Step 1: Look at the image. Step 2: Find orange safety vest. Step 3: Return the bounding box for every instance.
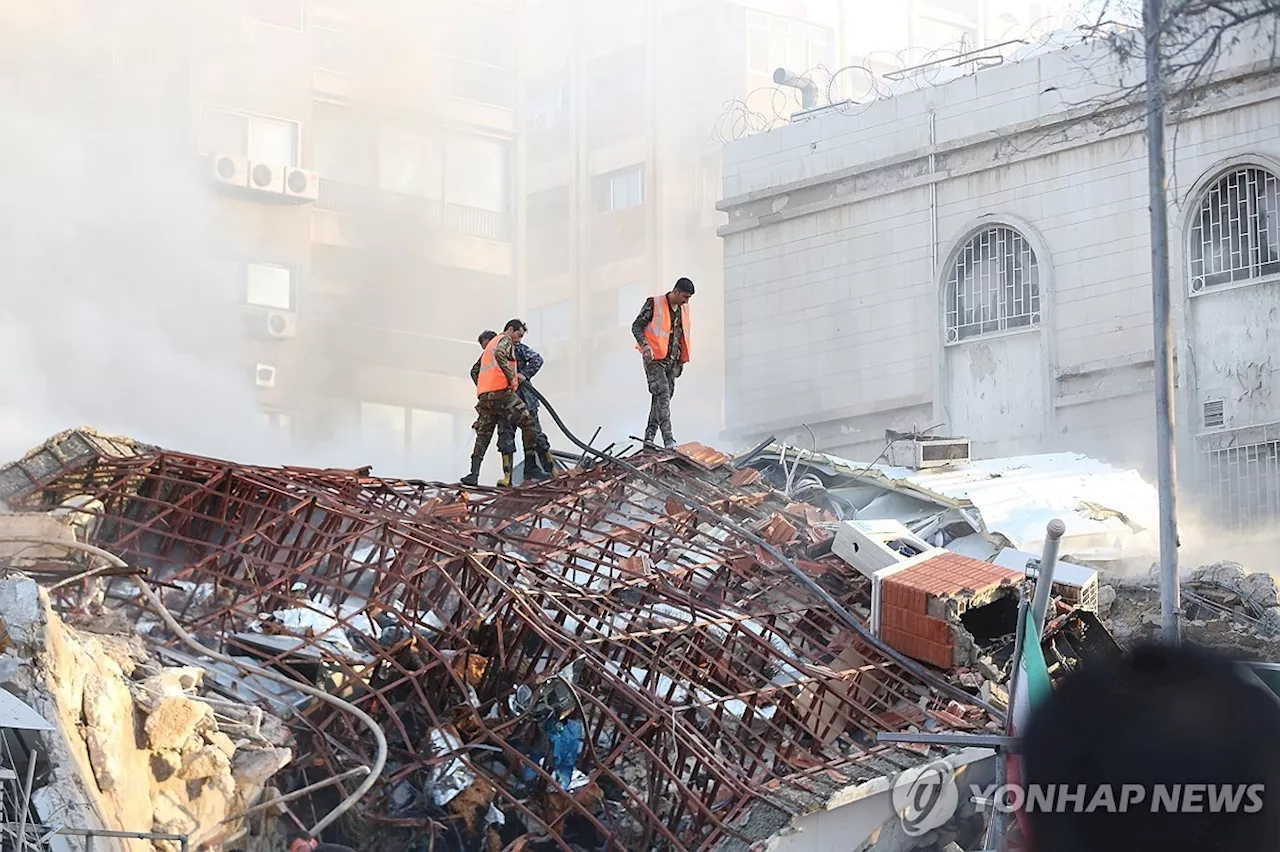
[476,335,519,395]
[638,294,691,364]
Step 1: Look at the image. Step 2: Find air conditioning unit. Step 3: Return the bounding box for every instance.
[265,311,297,339]
[211,153,249,188]
[885,437,971,470]
[255,364,277,389]
[992,548,1100,613]
[283,167,319,202]
[247,162,284,194]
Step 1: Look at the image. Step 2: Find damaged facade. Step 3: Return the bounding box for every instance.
[0,428,1087,852]
[717,21,1280,535]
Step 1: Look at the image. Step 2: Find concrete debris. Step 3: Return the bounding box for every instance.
[0,428,1132,852]
[0,565,292,852]
[1101,562,1280,657]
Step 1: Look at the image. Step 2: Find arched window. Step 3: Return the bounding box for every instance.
[944,225,1041,343]
[1188,165,1280,293]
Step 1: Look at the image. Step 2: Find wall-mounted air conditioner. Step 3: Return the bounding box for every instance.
[255,364,277,389]
[885,437,972,470]
[247,162,285,194]
[211,153,249,188]
[283,167,319,202]
[265,311,297,339]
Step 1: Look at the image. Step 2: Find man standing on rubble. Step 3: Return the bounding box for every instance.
[470,329,555,485]
[631,277,694,448]
[461,319,551,488]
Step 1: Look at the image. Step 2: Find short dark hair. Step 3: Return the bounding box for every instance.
[674,277,695,295]
[478,330,497,345]
[1022,642,1280,852]
[504,318,527,333]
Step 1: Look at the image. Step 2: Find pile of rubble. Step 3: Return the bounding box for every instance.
[0,429,1133,852]
[1100,562,1280,658]
[0,574,292,851]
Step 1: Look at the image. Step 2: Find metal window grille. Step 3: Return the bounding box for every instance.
[1204,441,1280,533]
[1188,166,1280,293]
[944,226,1041,342]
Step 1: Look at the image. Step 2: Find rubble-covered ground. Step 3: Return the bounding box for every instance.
[1100,561,1280,658]
[0,575,293,852]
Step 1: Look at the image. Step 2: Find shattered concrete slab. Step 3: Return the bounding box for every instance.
[0,571,292,852]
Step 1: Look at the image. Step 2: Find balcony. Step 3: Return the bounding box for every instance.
[316,179,513,243]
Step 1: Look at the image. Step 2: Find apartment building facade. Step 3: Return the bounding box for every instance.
[1,0,523,474]
[519,0,835,440]
[717,27,1280,533]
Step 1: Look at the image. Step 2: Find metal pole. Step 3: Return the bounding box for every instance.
[1144,0,1181,645]
[1029,519,1065,637]
[16,749,37,852]
[987,590,1030,852]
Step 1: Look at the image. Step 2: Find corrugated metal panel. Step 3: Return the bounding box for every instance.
[751,447,1160,558]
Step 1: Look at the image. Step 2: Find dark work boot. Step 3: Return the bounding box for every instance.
[662,433,677,450]
[459,456,482,488]
[523,454,550,482]
[541,448,556,476]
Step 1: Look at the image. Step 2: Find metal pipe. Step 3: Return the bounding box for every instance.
[1144,0,1181,644]
[220,767,371,824]
[772,68,818,110]
[0,536,386,839]
[1029,518,1065,637]
[17,749,37,852]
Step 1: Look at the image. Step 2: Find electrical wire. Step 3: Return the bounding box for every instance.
[521,386,1006,721]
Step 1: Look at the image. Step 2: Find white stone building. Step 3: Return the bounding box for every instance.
[717,24,1280,533]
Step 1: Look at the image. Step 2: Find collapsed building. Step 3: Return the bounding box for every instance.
[0,429,1133,852]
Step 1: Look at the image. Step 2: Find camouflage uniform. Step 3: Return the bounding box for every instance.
[470,342,552,464]
[469,335,542,462]
[631,295,685,446]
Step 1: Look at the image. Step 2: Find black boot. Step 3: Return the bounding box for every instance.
[523,453,550,482]
[459,455,482,487]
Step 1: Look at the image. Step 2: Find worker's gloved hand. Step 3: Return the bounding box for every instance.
[640,345,654,363]
[470,419,479,432]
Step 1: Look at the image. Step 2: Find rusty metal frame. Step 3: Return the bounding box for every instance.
[2,430,989,851]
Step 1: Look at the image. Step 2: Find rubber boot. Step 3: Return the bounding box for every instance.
[496,453,514,487]
[459,456,482,488]
[541,448,556,476]
[663,434,677,450]
[523,453,550,482]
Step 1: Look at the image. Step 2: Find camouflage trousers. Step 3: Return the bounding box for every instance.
[473,391,539,459]
[644,361,679,443]
[497,388,551,455]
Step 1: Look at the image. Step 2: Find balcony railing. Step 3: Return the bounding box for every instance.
[317,179,513,243]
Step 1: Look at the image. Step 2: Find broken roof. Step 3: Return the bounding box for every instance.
[0,429,997,851]
[745,446,1160,562]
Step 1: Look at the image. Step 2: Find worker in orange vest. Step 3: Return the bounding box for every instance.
[461,319,551,487]
[631,277,694,448]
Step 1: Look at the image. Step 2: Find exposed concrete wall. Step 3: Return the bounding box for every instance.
[717,25,1280,503]
[764,749,997,852]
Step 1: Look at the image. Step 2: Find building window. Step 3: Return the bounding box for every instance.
[585,47,646,101]
[527,301,573,346]
[944,226,1041,343]
[617,283,647,325]
[245,262,295,310]
[1188,165,1280,293]
[248,0,303,30]
[746,11,833,75]
[1204,441,1280,533]
[360,402,408,452]
[410,409,457,458]
[378,125,510,212]
[200,108,300,167]
[527,76,568,131]
[596,167,645,212]
[258,410,293,437]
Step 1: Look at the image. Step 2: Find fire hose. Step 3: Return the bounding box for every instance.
[522,383,1007,722]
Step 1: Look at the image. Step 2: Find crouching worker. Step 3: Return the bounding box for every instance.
[460,319,550,488]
